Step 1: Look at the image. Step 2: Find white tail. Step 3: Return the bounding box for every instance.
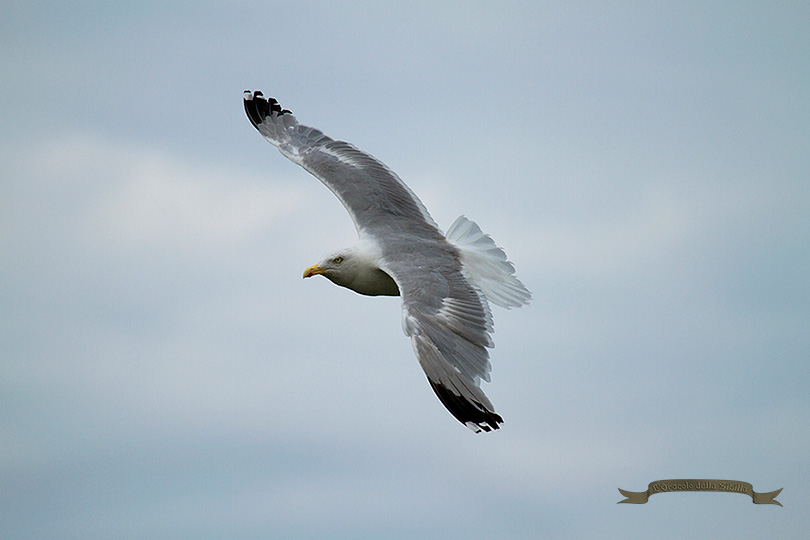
[445,216,531,309]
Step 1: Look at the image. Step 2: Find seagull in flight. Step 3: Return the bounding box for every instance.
[244,90,530,432]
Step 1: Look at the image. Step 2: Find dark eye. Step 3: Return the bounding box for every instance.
[333,256,343,264]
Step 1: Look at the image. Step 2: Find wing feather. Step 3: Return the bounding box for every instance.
[244,91,438,233]
[384,246,503,432]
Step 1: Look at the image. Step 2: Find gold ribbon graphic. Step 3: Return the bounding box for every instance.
[618,479,782,506]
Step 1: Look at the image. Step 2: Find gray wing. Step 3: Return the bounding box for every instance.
[381,241,504,432]
[244,90,438,235]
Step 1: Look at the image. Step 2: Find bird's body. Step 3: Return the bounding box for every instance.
[244,90,530,432]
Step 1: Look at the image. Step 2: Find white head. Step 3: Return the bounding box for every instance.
[303,247,359,287]
[303,245,399,297]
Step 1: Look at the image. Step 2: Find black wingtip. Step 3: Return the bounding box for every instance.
[243,90,293,129]
[429,380,503,433]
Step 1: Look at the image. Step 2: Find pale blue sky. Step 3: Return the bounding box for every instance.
[2,2,808,538]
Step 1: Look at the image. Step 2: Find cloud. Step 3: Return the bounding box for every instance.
[19,132,302,249]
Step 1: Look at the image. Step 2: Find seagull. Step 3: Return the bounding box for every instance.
[244,91,530,432]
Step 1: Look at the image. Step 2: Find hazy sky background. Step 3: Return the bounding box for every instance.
[2,2,808,538]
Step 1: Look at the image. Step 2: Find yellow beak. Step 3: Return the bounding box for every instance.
[303,264,325,278]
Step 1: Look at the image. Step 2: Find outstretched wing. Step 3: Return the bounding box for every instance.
[380,242,504,432]
[244,90,438,236]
